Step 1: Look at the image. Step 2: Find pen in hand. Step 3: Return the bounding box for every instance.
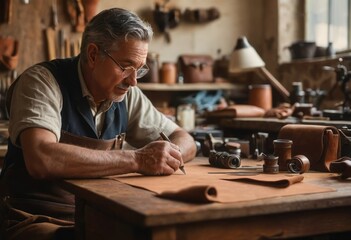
[159,132,186,175]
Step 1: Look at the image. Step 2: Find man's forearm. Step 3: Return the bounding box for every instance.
[169,128,197,163]
[28,141,139,179]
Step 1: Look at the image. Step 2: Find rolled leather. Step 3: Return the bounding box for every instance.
[330,157,351,179]
[205,104,266,118]
[158,185,218,203]
[278,124,339,172]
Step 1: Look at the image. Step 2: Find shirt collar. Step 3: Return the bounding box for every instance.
[78,59,113,112]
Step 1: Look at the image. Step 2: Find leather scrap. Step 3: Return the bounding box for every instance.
[224,174,304,188]
[330,157,351,180]
[264,103,293,119]
[206,104,266,118]
[158,185,217,203]
[109,160,334,204]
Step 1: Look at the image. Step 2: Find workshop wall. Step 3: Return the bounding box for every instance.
[0,0,265,75]
[3,0,326,105]
[3,1,343,115]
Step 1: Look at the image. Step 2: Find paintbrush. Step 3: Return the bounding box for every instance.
[159,132,186,175]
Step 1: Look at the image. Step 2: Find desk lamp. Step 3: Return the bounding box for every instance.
[229,36,290,101]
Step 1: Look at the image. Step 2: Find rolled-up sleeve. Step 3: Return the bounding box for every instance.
[8,65,63,146]
[125,87,178,148]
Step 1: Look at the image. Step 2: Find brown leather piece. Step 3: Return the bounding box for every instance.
[4,197,75,220]
[159,185,217,203]
[0,161,75,218]
[227,174,304,188]
[278,124,339,172]
[1,200,74,240]
[330,157,351,180]
[264,103,293,119]
[206,104,266,118]
[111,161,334,204]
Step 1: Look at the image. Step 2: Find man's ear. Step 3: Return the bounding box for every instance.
[87,43,99,67]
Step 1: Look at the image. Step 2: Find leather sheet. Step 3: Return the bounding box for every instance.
[108,159,335,204]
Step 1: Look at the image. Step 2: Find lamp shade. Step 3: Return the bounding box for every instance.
[229,36,265,73]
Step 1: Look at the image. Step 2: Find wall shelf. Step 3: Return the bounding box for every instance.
[137,82,247,109]
[138,82,244,91]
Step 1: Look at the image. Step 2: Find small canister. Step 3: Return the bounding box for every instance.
[263,154,279,174]
[160,62,177,84]
[248,84,272,111]
[273,139,293,171]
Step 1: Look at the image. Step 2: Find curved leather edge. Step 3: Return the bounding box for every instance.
[158,185,218,203]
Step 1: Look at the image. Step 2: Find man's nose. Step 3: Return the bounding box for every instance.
[125,72,137,86]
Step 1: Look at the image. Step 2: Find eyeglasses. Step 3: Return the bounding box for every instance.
[103,49,149,79]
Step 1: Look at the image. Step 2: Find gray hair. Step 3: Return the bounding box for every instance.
[80,8,153,62]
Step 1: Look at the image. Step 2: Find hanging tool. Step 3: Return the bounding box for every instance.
[0,0,12,24]
[45,0,59,60]
[45,28,56,60]
[51,0,58,30]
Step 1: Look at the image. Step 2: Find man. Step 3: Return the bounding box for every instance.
[0,7,197,239]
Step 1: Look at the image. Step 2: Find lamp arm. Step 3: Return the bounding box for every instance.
[257,67,290,101]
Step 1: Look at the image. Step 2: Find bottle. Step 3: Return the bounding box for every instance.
[176,104,195,131]
[326,42,335,57]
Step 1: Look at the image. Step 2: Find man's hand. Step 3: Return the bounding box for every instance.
[134,140,183,175]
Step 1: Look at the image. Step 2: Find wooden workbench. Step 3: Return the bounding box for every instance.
[60,157,351,240]
[219,117,351,133]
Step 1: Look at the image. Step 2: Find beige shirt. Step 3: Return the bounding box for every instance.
[8,63,178,148]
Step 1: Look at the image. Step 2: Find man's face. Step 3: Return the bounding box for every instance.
[89,39,149,103]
